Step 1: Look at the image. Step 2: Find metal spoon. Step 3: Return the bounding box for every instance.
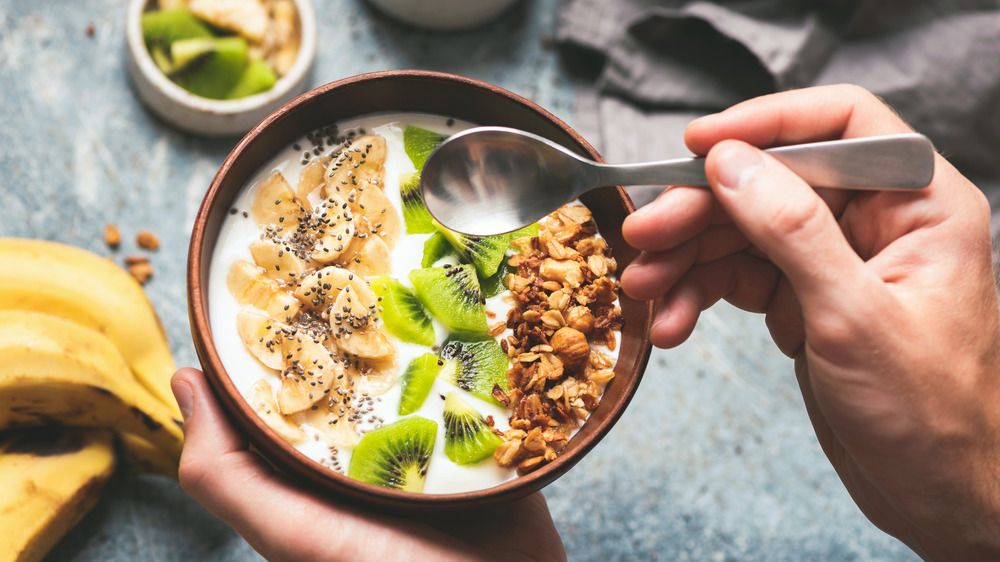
[419,126,935,236]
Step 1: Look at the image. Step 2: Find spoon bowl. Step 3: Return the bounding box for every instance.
[421,126,935,236]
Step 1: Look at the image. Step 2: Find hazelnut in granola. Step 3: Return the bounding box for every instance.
[494,204,623,473]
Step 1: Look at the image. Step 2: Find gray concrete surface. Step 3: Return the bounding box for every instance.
[0,0,914,559]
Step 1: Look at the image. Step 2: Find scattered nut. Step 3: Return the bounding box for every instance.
[103,224,122,249]
[127,260,154,285]
[136,230,160,251]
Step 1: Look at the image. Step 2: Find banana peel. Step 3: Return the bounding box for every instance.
[0,428,116,562]
[0,238,179,415]
[116,433,180,480]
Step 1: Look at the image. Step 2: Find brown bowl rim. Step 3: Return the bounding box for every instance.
[188,69,653,512]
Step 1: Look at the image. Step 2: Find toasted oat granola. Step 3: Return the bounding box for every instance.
[493,204,624,474]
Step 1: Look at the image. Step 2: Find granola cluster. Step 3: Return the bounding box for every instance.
[493,204,624,474]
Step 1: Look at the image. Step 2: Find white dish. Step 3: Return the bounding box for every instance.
[367,0,520,31]
[124,0,317,137]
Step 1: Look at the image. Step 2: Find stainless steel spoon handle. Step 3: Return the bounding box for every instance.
[593,133,935,190]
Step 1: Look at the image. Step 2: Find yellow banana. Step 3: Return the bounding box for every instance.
[0,310,183,460]
[0,238,178,414]
[0,428,116,562]
[117,433,179,480]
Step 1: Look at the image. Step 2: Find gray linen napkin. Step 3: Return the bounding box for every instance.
[557,0,1000,181]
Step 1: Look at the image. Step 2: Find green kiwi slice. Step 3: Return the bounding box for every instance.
[435,222,510,278]
[372,276,435,347]
[421,232,456,268]
[409,264,487,334]
[508,223,540,245]
[228,58,277,99]
[398,353,442,415]
[438,334,509,405]
[347,416,437,492]
[169,36,248,100]
[479,259,515,299]
[400,172,436,234]
[442,391,504,465]
[141,9,212,73]
[403,126,447,171]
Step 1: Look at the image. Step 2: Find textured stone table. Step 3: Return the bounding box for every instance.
[1,0,915,559]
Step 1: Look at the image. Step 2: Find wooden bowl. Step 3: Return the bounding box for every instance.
[187,70,653,512]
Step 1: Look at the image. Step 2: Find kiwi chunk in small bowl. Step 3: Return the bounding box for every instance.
[188,70,654,512]
[125,0,317,137]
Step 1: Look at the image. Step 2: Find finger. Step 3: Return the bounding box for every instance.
[685,84,913,155]
[171,368,256,458]
[621,224,751,301]
[704,140,881,317]
[763,276,806,357]
[648,253,782,349]
[622,185,719,253]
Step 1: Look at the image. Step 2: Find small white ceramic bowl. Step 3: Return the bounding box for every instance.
[366,0,520,31]
[125,0,317,137]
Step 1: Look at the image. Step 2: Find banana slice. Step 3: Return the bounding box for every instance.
[269,0,301,77]
[329,284,394,359]
[277,332,343,414]
[188,0,269,43]
[247,379,307,445]
[309,193,355,264]
[303,393,359,448]
[323,135,387,199]
[227,260,301,321]
[293,265,362,312]
[251,171,306,230]
[338,234,390,277]
[249,238,311,282]
[235,310,287,370]
[297,155,332,201]
[349,185,400,250]
[353,355,396,396]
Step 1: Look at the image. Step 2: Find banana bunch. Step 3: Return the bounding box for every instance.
[0,238,182,562]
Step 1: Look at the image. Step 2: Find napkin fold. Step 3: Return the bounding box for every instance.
[557,0,1000,180]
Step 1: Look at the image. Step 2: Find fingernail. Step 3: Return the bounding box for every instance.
[715,142,763,190]
[171,379,194,421]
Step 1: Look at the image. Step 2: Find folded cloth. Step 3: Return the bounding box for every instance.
[558,0,1000,179]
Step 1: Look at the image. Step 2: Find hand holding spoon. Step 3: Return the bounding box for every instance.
[419,126,935,236]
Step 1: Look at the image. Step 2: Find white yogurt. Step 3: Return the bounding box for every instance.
[208,113,619,494]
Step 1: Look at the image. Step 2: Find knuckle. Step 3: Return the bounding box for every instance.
[839,83,879,103]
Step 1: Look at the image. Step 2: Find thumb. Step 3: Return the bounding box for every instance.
[169,368,285,521]
[705,140,871,314]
